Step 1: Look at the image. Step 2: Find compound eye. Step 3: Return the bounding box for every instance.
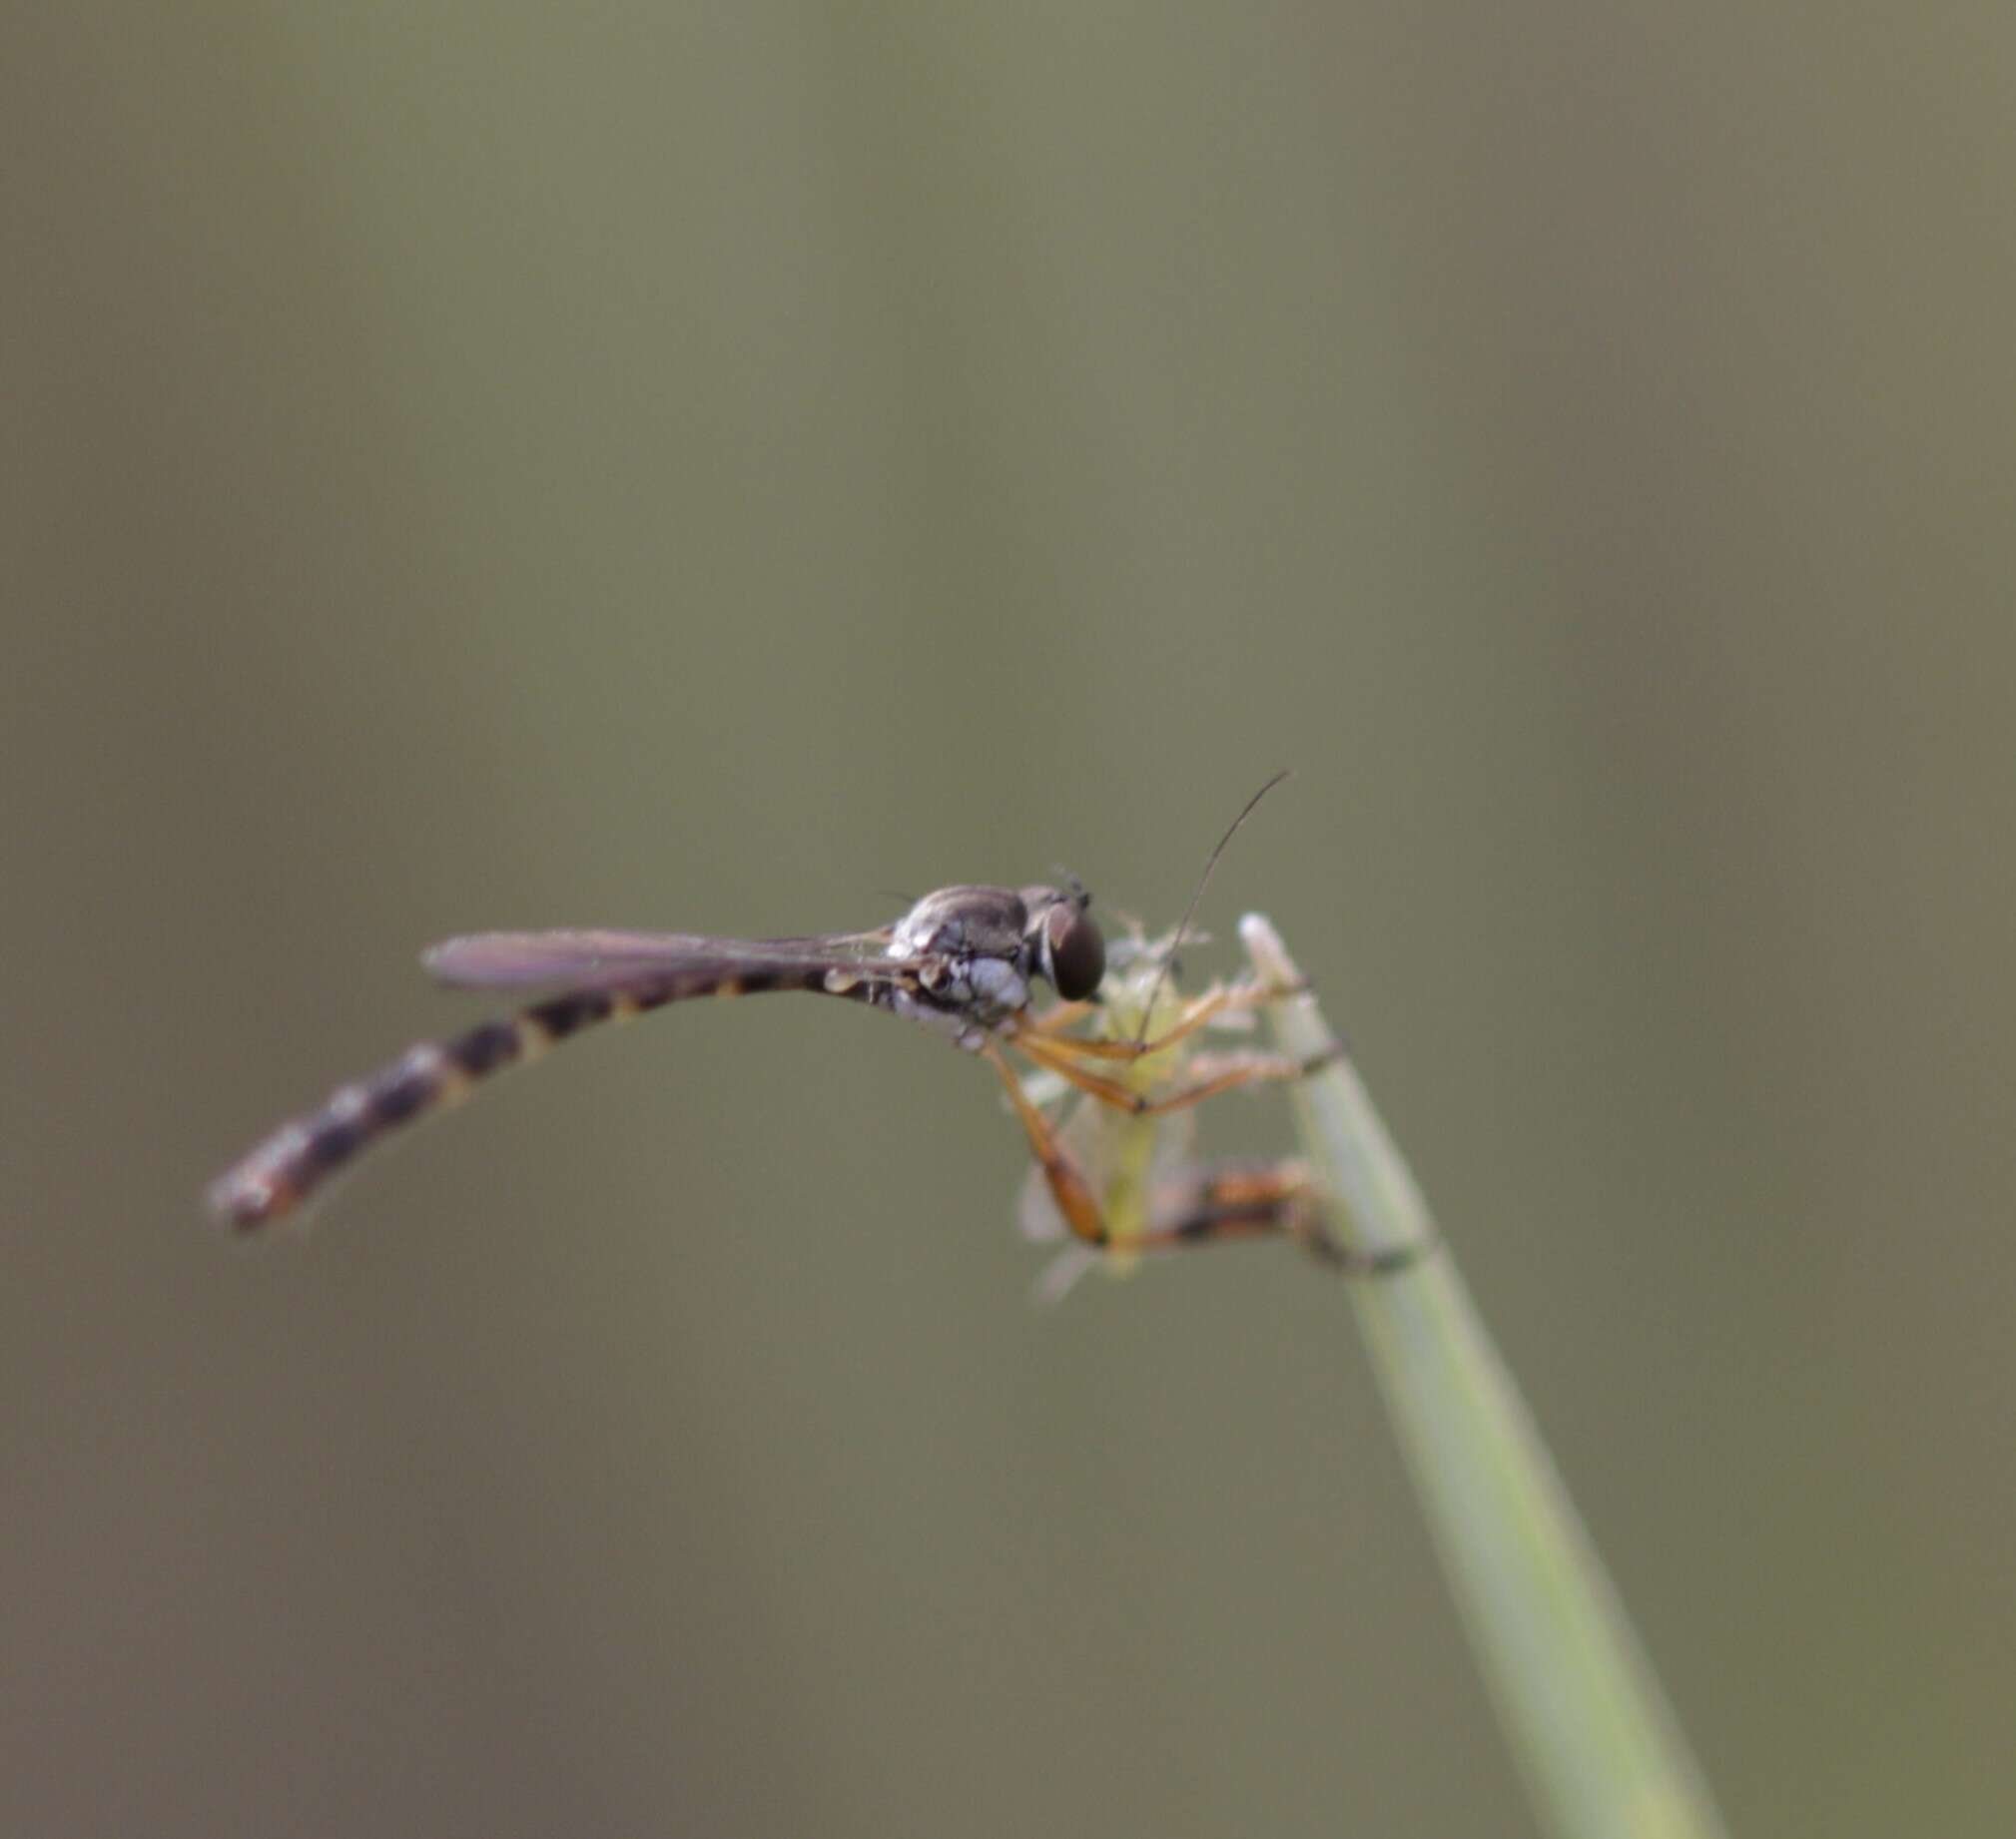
[1045,904,1106,1002]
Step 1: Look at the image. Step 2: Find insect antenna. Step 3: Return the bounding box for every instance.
[1132,768,1292,1047]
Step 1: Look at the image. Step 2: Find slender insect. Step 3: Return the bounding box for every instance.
[209,784,1372,1276]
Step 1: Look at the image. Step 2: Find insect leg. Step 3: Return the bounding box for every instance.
[1013,999,1099,1037]
[1027,976,1306,1062]
[980,1041,1120,1249]
[1009,1034,1342,1118]
[1142,1160,1424,1274]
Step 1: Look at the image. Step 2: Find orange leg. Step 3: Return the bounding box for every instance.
[1012,975,1302,1063]
[981,1041,1109,1247]
[1010,1032,1344,1118]
[983,1042,1420,1274]
[1015,999,1098,1038]
[1144,1161,1426,1274]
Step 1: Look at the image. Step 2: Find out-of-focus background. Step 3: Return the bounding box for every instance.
[6,6,2013,1835]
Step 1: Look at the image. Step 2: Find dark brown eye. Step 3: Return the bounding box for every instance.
[1045,905,1106,1001]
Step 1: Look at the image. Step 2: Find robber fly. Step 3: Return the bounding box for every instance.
[209,781,1358,1273]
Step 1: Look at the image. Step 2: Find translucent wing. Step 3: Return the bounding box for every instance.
[422,926,903,992]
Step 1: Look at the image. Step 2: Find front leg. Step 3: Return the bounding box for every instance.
[1011,1032,1344,1118]
[1014,999,1098,1039]
[981,1041,1111,1248]
[1015,975,1305,1064]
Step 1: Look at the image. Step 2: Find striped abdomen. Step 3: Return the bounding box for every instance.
[209,963,884,1232]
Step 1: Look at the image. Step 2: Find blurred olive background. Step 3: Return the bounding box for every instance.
[6,5,2013,1835]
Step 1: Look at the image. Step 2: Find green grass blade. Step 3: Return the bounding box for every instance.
[1241,915,1729,1839]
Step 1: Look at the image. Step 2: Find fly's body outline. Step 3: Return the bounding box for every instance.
[211,793,1403,1280]
[209,882,1104,1232]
